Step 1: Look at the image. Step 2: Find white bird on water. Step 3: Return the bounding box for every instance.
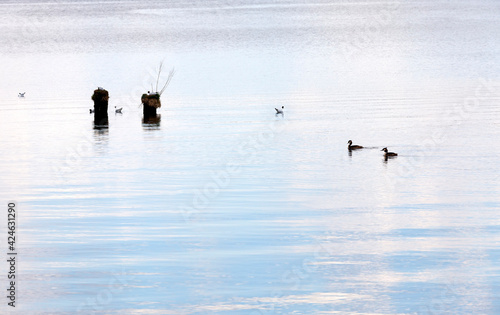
[275,106,284,115]
[18,92,25,97]
[115,106,123,114]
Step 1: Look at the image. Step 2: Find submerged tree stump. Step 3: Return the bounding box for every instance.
[141,93,161,118]
[92,88,109,126]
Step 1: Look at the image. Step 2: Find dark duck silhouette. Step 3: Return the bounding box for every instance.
[347,140,363,151]
[275,106,284,114]
[381,147,398,157]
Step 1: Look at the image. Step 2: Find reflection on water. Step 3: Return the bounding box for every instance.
[142,114,161,130]
[93,122,109,130]
[0,0,500,314]
[93,127,109,154]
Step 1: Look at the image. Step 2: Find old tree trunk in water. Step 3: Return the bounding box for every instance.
[142,93,161,118]
[92,89,109,126]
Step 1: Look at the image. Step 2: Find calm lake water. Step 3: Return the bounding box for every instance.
[1,0,500,314]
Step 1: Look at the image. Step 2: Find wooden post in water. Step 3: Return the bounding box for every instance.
[141,92,161,121]
[141,64,173,124]
[92,88,109,127]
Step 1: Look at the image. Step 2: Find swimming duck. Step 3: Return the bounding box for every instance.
[275,106,284,114]
[18,92,25,97]
[115,106,123,114]
[347,140,363,150]
[381,147,397,157]
[89,109,94,113]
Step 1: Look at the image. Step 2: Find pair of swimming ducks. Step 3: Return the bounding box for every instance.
[347,140,398,157]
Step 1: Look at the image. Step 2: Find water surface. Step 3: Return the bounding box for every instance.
[1,0,500,314]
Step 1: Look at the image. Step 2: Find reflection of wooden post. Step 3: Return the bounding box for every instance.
[92,88,109,126]
[142,114,161,126]
[141,93,161,118]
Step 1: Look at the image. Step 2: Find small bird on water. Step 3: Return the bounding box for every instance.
[347,140,363,150]
[18,92,25,97]
[381,147,398,157]
[89,109,94,113]
[275,106,284,114]
[115,106,123,114]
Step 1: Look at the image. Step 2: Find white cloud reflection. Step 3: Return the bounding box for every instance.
[191,292,377,314]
